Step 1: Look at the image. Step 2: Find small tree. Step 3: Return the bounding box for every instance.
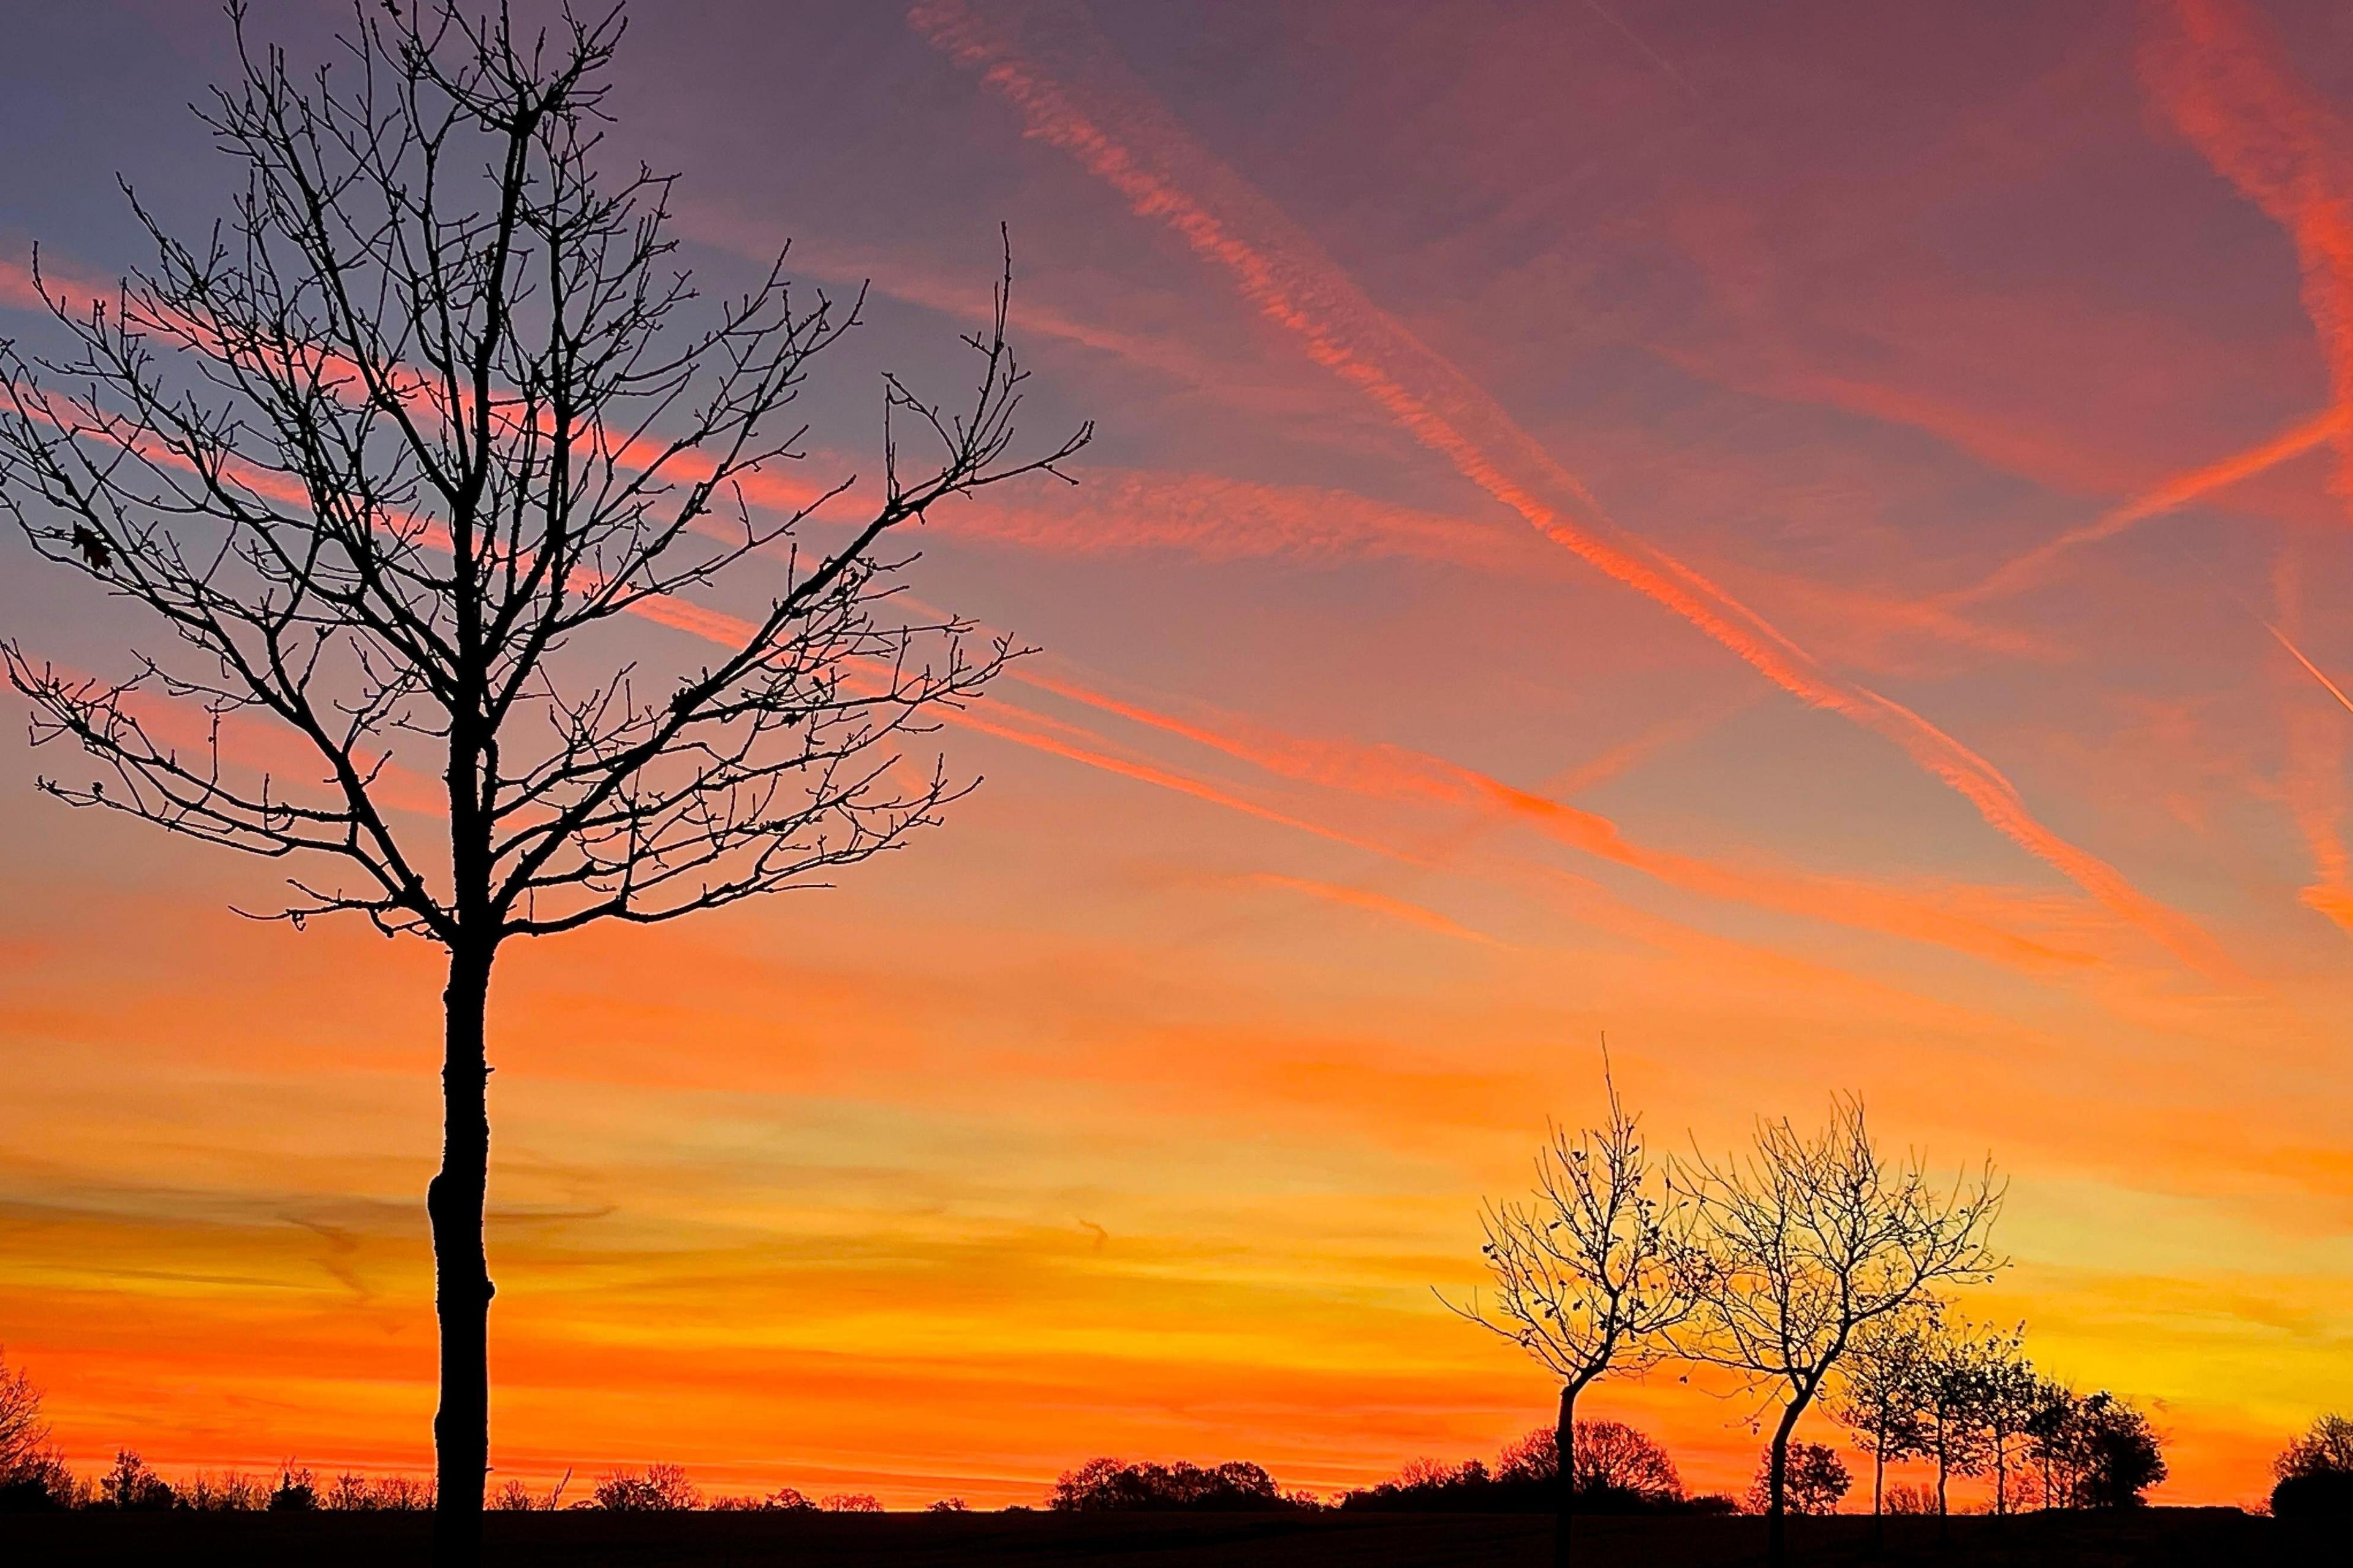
[2071,1393,2165,1509]
[1493,1420,1682,1504]
[486,1470,560,1512]
[0,6,1082,1561]
[1827,1303,1936,1534]
[1749,1443,1849,1516]
[1673,1096,2003,1568]
[2024,1376,2079,1510]
[99,1450,176,1511]
[1971,1326,2040,1516]
[588,1463,701,1512]
[1915,1320,1993,1521]
[2278,1414,2353,1480]
[1572,1420,1682,1502]
[270,1463,321,1512]
[0,1352,48,1483]
[1446,1058,1695,1567]
[2274,1413,2353,1519]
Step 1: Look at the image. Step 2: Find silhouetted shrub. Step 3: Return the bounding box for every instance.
[1493,1422,1683,1504]
[588,1463,700,1511]
[2273,1415,2353,1522]
[182,1471,267,1511]
[2278,1415,2353,1482]
[0,1475,62,1512]
[99,1450,175,1511]
[327,1474,432,1511]
[0,1448,81,1512]
[927,1497,970,1511]
[2071,1394,2165,1508]
[268,1464,319,1512]
[1343,1423,1693,1515]
[822,1492,883,1512]
[0,1352,51,1483]
[1747,1444,1850,1516]
[1049,1457,1298,1512]
[2274,1471,2353,1521]
[709,1485,816,1512]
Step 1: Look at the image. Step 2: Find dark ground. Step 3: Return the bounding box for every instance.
[0,1507,2333,1566]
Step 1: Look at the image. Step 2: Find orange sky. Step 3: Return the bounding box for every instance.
[2,0,2351,1510]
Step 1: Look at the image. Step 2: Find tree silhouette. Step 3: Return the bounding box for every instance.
[588,1463,700,1512]
[0,1351,48,1485]
[1047,1458,1294,1512]
[0,4,1082,1561]
[2023,1374,2080,1507]
[1968,1322,2039,1516]
[98,1450,176,1512]
[1495,1419,1683,1504]
[1914,1318,1995,1523]
[1445,1057,1696,1567]
[2272,1413,2353,1519]
[2063,1392,2167,1509]
[2278,1414,2353,1482]
[1826,1301,1936,1541]
[1748,1442,1849,1517]
[1673,1096,2003,1568]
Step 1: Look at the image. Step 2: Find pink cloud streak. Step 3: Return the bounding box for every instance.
[909,0,2233,982]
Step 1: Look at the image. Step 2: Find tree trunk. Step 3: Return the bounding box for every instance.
[1553,1385,1577,1568]
[429,941,496,1567]
[1872,1417,1887,1553]
[1766,1398,1804,1568]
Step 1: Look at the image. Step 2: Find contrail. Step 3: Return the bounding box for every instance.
[640,564,2114,981]
[0,219,2192,983]
[1958,406,2345,604]
[909,0,2232,980]
[1581,0,1702,102]
[1011,662,2095,974]
[2265,619,2353,719]
[2140,0,2353,508]
[1239,870,1512,949]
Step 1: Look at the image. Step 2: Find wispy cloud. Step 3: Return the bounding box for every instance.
[910,0,2232,981]
[1235,871,1512,950]
[2139,0,2353,506]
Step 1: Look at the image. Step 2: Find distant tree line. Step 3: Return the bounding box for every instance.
[1333,1420,1729,1515]
[6,1344,2348,1526]
[0,1361,933,1517]
[1045,1457,1303,1512]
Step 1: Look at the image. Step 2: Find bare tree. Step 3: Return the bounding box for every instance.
[2278,1414,2353,1482]
[0,1349,50,1482]
[1673,1097,2003,1568]
[1445,1056,1696,1568]
[1493,1418,1683,1502]
[0,4,1083,1561]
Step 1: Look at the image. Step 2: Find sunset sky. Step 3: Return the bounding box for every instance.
[2,0,2351,1510]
